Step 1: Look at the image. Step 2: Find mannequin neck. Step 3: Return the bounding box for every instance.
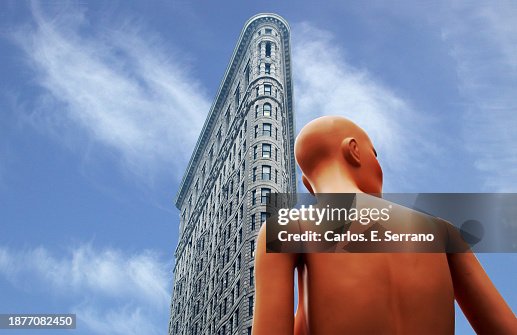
[309,164,363,194]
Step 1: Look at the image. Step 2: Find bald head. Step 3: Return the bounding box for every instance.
[295,116,383,193]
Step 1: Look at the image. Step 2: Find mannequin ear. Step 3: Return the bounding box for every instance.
[341,137,361,167]
[302,174,315,195]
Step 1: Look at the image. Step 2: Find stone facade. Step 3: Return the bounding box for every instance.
[168,13,296,335]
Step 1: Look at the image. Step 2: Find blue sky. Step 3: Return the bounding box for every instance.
[0,1,515,334]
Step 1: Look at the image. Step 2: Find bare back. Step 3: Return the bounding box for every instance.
[297,253,454,335]
[295,198,456,334]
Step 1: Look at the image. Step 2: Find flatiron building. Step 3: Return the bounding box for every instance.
[168,13,297,335]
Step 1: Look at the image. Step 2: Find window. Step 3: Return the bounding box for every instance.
[275,148,278,161]
[264,84,271,95]
[275,169,278,183]
[250,240,255,257]
[245,62,250,86]
[263,123,271,136]
[251,190,256,205]
[249,267,255,286]
[262,143,271,158]
[262,165,271,180]
[255,105,259,118]
[251,214,256,230]
[226,107,231,128]
[252,167,257,182]
[265,42,271,57]
[261,188,271,204]
[263,103,271,116]
[261,212,270,225]
[275,127,278,140]
[256,86,259,97]
[248,296,254,317]
[265,28,272,35]
[248,326,252,335]
[235,85,240,107]
[254,125,258,138]
[217,128,222,146]
[265,63,271,74]
[253,145,258,159]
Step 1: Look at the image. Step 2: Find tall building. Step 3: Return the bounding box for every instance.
[168,13,297,335]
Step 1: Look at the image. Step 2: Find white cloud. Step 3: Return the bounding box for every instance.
[77,303,162,335]
[13,3,209,184]
[441,2,517,191]
[292,23,438,191]
[0,244,171,335]
[0,244,170,306]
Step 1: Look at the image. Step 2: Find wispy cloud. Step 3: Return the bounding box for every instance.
[12,3,209,184]
[292,23,438,191]
[77,303,162,335]
[441,2,517,191]
[0,244,170,335]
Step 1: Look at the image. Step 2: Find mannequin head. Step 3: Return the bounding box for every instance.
[295,116,383,194]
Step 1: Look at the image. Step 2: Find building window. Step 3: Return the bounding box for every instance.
[262,165,271,180]
[252,167,257,182]
[265,63,271,74]
[261,188,271,204]
[265,28,272,34]
[265,42,271,57]
[275,127,278,140]
[225,108,231,129]
[248,296,254,316]
[255,105,259,118]
[253,145,258,159]
[250,240,255,258]
[251,190,256,205]
[256,86,259,97]
[262,143,271,158]
[261,212,270,225]
[239,228,243,244]
[254,125,259,138]
[264,84,271,95]
[235,85,240,108]
[248,326,252,335]
[251,214,256,230]
[249,267,255,286]
[275,148,278,161]
[263,103,271,116]
[245,62,250,87]
[275,169,278,183]
[263,123,271,136]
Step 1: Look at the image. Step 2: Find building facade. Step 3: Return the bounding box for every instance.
[168,13,297,335]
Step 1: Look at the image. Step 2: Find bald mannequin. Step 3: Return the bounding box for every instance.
[252,116,516,334]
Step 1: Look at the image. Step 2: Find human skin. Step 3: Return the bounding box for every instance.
[252,116,516,334]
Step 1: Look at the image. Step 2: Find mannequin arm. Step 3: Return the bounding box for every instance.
[252,224,298,335]
[447,252,516,334]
